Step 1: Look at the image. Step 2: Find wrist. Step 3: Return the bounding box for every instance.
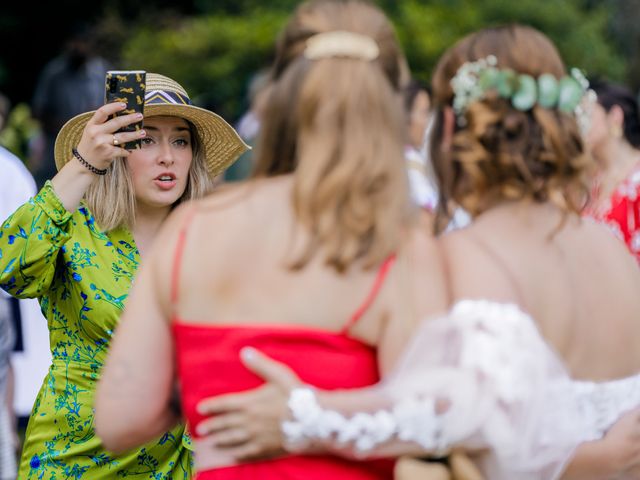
[72,147,109,176]
[68,155,98,177]
[50,154,102,213]
[282,387,320,453]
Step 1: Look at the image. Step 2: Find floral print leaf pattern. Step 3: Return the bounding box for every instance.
[588,165,640,263]
[0,182,192,479]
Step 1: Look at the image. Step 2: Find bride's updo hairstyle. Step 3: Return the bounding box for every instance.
[430,25,593,230]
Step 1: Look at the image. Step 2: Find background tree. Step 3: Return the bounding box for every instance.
[120,0,626,122]
[0,0,635,160]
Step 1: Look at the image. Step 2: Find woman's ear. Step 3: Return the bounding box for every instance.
[440,107,455,152]
[607,105,625,138]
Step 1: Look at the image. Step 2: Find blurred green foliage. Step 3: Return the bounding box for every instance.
[0,103,39,162]
[119,0,623,122]
[121,9,288,120]
[397,0,624,88]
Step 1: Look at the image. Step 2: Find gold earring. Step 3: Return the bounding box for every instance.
[611,125,623,138]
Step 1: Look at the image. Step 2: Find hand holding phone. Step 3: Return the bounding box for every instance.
[105,70,146,150]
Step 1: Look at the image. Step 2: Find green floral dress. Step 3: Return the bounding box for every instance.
[0,182,192,479]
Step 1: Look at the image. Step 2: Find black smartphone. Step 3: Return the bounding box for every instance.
[105,70,146,150]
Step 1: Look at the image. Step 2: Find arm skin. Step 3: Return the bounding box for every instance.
[560,408,640,480]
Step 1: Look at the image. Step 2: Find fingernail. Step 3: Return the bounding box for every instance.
[196,401,206,415]
[139,129,146,137]
[136,113,143,119]
[119,102,127,108]
[240,347,256,361]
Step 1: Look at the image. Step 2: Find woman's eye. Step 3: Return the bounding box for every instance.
[141,137,154,147]
[174,138,190,147]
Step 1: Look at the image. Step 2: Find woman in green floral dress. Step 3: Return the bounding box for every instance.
[0,73,248,479]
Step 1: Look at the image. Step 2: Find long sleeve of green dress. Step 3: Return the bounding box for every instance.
[0,182,192,479]
[0,181,73,298]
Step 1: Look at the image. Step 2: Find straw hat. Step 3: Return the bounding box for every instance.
[54,73,249,176]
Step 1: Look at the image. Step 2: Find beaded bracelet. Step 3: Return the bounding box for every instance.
[71,147,108,176]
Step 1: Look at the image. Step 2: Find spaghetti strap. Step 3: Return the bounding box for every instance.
[341,255,396,335]
[170,207,198,308]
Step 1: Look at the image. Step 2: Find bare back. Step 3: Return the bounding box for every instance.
[441,201,640,380]
[163,175,448,373]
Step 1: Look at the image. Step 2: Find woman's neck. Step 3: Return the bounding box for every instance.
[593,139,640,206]
[600,139,640,175]
[132,204,172,258]
[473,197,574,227]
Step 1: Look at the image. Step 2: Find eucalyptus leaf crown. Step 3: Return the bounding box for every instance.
[450,55,596,133]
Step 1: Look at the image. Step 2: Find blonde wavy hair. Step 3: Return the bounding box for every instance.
[252,0,412,272]
[85,121,213,232]
[429,25,593,231]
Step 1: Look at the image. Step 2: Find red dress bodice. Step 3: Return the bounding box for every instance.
[173,322,395,479]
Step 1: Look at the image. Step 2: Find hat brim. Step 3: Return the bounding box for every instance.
[54,104,250,177]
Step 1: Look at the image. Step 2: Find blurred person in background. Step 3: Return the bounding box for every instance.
[402,79,471,230]
[403,78,437,210]
[224,69,272,182]
[0,305,16,480]
[585,79,640,262]
[29,21,111,189]
[0,93,35,213]
[0,91,37,480]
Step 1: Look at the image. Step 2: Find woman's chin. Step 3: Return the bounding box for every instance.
[137,190,186,211]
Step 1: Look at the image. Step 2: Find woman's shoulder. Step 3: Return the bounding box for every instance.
[582,215,640,269]
[154,178,291,252]
[0,148,35,194]
[404,214,442,269]
[196,177,291,211]
[436,222,489,268]
[436,222,526,306]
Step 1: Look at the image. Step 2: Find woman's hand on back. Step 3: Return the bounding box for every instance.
[196,347,302,461]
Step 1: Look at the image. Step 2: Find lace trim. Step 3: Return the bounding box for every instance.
[572,376,640,441]
[281,300,640,457]
[283,387,449,454]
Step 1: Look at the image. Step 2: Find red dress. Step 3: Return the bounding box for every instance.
[170,218,396,479]
[587,165,640,262]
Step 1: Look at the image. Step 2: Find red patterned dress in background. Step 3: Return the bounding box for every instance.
[587,165,640,262]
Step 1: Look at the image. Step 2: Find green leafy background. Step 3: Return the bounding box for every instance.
[1,0,636,162]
